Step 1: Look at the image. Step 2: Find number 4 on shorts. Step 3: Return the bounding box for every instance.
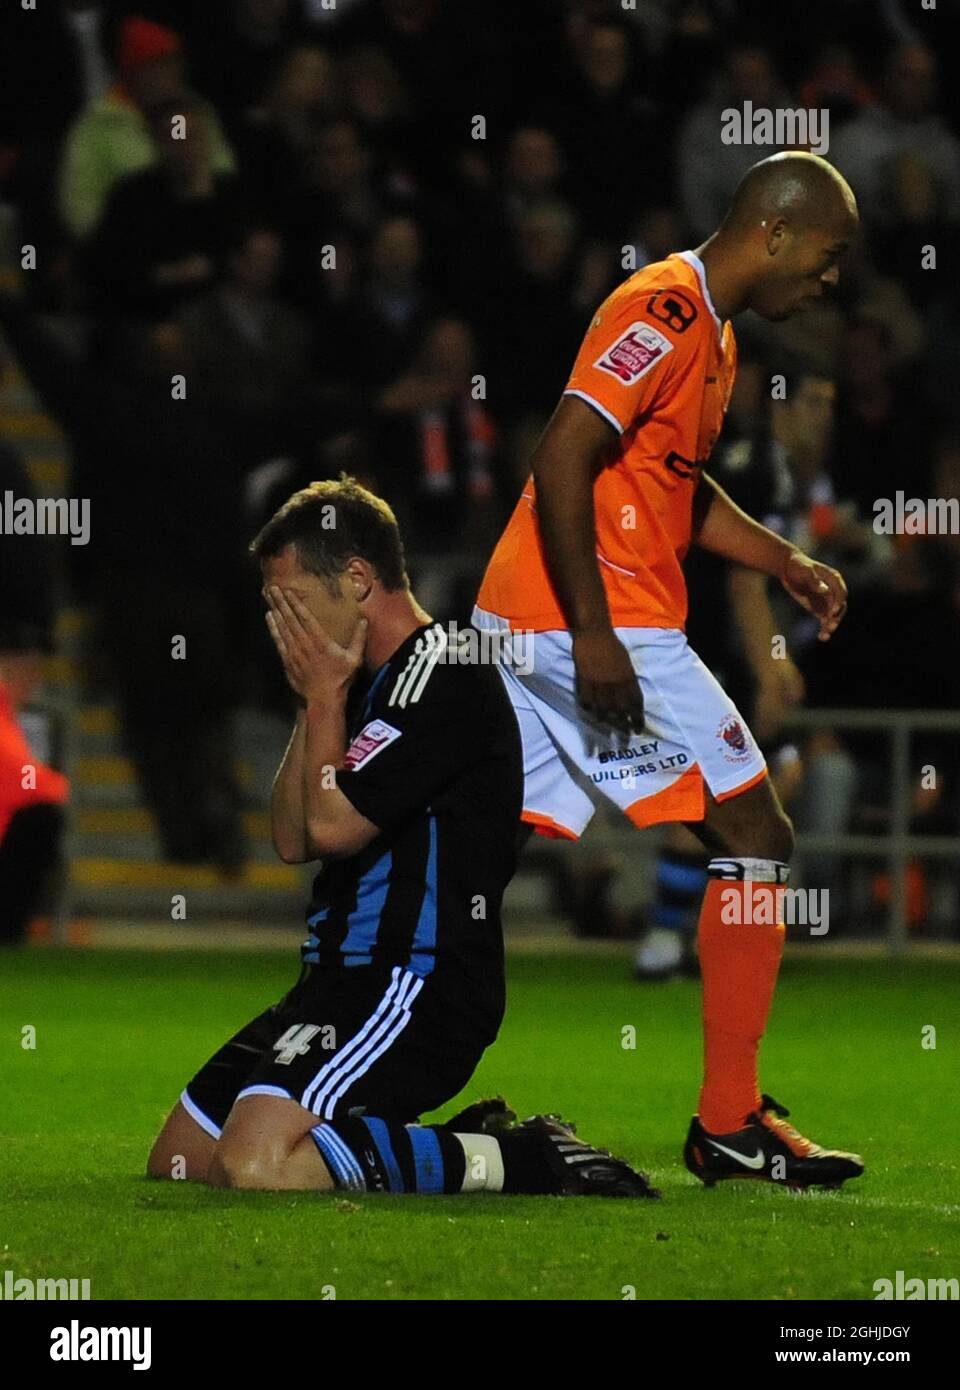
[272,1024,322,1065]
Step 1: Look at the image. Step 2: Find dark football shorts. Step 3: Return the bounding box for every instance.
[181,962,488,1137]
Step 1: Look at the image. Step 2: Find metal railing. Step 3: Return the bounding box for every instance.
[22,699,960,949]
[785,708,960,951]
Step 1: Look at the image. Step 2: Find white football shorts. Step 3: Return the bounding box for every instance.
[472,606,767,839]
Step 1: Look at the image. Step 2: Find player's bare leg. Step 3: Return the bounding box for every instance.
[203,1092,656,1197]
[147,1100,218,1182]
[207,1095,336,1191]
[685,772,794,863]
[680,775,863,1188]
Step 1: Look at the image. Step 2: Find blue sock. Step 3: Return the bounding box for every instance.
[311,1117,466,1194]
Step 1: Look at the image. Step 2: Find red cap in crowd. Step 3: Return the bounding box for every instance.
[118,16,182,73]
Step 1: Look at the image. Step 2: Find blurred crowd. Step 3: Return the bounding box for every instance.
[0,0,958,924]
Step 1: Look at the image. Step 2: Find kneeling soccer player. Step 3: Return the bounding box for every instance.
[148,478,655,1199]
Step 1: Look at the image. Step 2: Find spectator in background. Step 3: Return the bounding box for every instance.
[649,0,735,121]
[688,363,887,943]
[190,0,303,139]
[340,45,417,184]
[340,214,433,390]
[833,317,933,515]
[0,434,68,944]
[485,200,588,433]
[238,42,340,219]
[687,367,861,751]
[85,98,243,323]
[446,125,568,312]
[831,42,960,230]
[623,205,685,275]
[501,127,568,228]
[59,14,236,242]
[871,151,960,315]
[1,0,114,291]
[678,41,792,241]
[544,18,668,241]
[375,316,500,618]
[340,0,507,179]
[282,118,390,272]
[830,237,926,367]
[178,226,315,468]
[0,295,248,872]
[798,42,873,123]
[800,536,960,933]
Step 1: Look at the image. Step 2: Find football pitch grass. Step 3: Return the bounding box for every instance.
[3,946,958,1301]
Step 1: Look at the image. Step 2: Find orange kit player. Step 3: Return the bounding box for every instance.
[475,153,864,1189]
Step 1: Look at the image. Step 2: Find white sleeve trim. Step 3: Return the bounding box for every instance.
[180,1087,222,1140]
[236,1083,296,1104]
[563,389,624,435]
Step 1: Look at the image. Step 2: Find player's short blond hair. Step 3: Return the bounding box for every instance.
[250,475,408,592]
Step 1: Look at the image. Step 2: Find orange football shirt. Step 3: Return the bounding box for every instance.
[477,252,737,631]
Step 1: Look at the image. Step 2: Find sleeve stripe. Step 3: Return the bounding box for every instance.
[563,389,624,436]
[388,624,447,708]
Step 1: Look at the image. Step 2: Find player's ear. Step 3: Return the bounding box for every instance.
[762,217,787,256]
[345,556,374,604]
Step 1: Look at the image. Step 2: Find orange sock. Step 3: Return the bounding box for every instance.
[697,868,786,1135]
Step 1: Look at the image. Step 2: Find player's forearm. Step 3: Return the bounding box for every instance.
[532,441,612,633]
[694,474,795,577]
[728,567,778,677]
[301,695,355,856]
[270,711,310,863]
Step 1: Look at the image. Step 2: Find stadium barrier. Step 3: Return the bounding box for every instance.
[785,707,960,950]
[23,698,959,950]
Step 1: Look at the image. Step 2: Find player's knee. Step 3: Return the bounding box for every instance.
[207,1143,278,1190]
[724,807,794,863]
[763,810,795,864]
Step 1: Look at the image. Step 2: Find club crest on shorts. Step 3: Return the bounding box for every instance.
[717,715,749,761]
[594,322,674,383]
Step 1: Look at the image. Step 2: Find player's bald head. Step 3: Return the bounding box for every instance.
[725,152,857,236]
[720,153,859,322]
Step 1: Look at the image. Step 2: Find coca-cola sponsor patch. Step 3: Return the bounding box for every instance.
[343,719,402,770]
[594,321,674,384]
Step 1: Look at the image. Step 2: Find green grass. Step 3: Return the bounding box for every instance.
[2,947,958,1300]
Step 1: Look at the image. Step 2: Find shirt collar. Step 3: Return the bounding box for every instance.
[675,249,724,338]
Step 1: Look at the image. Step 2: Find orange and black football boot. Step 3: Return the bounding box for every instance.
[684,1094,864,1190]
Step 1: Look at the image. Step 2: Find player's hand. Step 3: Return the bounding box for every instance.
[572,627,645,735]
[780,551,848,641]
[266,587,366,703]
